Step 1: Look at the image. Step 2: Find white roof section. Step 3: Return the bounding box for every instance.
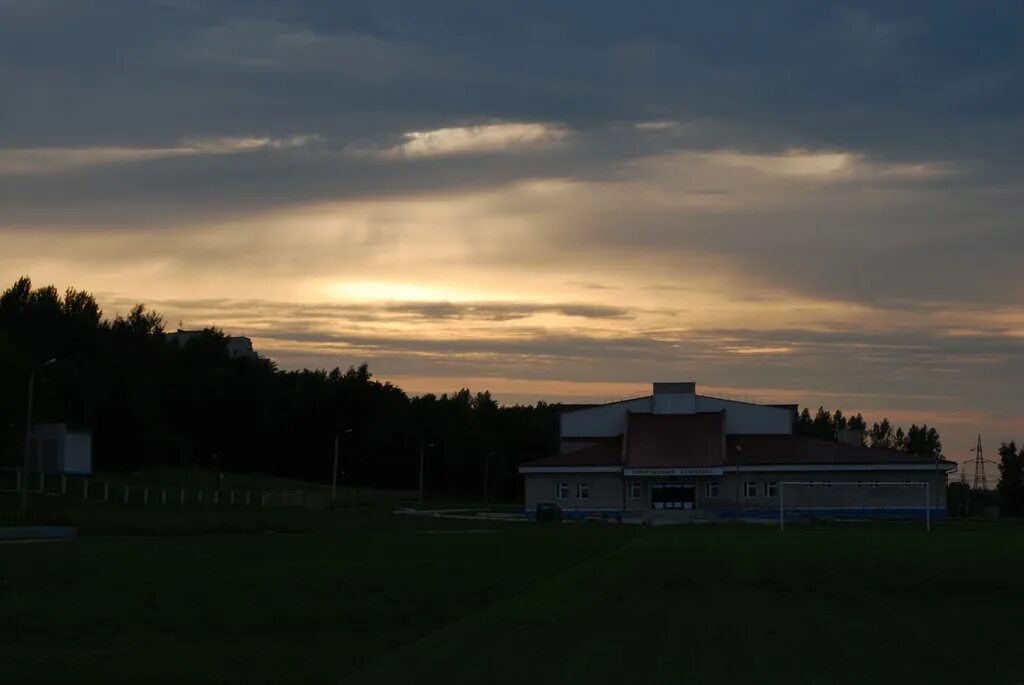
[560,382,795,439]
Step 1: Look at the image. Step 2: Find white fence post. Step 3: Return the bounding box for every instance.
[246,490,251,506]
[198,490,203,505]
[40,473,45,493]
[143,487,149,505]
[161,488,167,506]
[123,485,129,505]
[213,490,219,506]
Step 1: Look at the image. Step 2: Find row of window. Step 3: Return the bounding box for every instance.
[555,481,590,500]
[552,479,921,502]
[555,480,771,500]
[744,481,777,499]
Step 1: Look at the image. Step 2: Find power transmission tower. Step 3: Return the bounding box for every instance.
[972,434,988,491]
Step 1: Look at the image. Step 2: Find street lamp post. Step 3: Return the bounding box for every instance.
[733,444,742,520]
[21,358,56,508]
[332,428,353,500]
[419,441,435,506]
[484,451,493,504]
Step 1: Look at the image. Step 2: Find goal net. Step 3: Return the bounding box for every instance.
[778,480,931,532]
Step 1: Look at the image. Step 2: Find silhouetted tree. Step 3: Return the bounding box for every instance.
[0,277,562,500]
[869,419,896,450]
[997,441,1024,517]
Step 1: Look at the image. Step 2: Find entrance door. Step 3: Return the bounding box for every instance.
[652,482,695,510]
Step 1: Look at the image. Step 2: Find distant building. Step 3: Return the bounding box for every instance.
[30,423,92,475]
[166,329,257,360]
[519,382,956,522]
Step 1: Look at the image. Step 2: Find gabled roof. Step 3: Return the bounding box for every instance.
[625,412,725,468]
[726,434,947,466]
[519,437,622,468]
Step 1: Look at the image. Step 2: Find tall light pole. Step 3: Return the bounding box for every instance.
[733,444,742,520]
[419,441,435,506]
[484,451,493,504]
[21,358,56,508]
[332,428,353,500]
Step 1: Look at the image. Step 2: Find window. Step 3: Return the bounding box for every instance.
[555,481,569,500]
[577,482,591,500]
[744,481,759,498]
[765,482,778,498]
[705,481,720,499]
[628,482,642,499]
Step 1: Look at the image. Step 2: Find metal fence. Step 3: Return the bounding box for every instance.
[0,468,324,510]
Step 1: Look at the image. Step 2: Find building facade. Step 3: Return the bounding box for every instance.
[520,382,955,522]
[166,329,257,360]
[29,423,92,475]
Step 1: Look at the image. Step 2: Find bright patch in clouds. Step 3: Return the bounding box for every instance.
[701,149,956,181]
[0,135,318,175]
[383,123,567,158]
[328,281,477,303]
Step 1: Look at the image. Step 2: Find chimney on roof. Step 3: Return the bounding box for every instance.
[837,429,865,447]
[651,382,696,415]
[653,382,695,395]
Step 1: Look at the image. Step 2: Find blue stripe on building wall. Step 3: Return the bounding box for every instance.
[710,508,946,521]
[525,508,947,521]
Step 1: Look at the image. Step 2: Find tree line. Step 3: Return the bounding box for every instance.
[3,276,982,505]
[0,277,558,500]
[796,406,943,458]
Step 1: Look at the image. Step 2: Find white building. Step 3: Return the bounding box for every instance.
[520,382,956,522]
[30,423,92,475]
[166,329,257,360]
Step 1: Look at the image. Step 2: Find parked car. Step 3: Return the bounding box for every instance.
[535,502,562,523]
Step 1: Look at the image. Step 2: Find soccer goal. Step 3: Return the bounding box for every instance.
[778,480,931,532]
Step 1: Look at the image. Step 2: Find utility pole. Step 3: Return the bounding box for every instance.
[332,433,339,500]
[419,440,435,506]
[959,466,969,517]
[418,443,425,505]
[733,444,742,520]
[21,359,56,510]
[20,370,35,509]
[483,451,492,504]
[332,428,352,500]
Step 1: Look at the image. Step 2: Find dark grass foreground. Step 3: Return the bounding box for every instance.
[2,521,1022,684]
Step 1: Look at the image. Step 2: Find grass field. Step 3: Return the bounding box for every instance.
[2,520,1023,684]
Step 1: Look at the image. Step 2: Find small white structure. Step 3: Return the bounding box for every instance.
[30,423,92,475]
[166,329,257,360]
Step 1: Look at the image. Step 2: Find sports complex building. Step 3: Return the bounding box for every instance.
[519,382,956,522]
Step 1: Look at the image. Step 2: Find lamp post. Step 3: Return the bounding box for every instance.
[484,451,494,504]
[419,441,435,506]
[733,444,742,520]
[332,428,353,500]
[21,358,56,508]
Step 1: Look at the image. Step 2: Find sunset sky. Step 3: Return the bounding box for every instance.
[2,1,1021,476]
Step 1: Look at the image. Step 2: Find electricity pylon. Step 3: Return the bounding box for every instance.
[971,434,988,491]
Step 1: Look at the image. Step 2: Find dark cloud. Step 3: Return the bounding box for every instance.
[2,1,1020,153]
